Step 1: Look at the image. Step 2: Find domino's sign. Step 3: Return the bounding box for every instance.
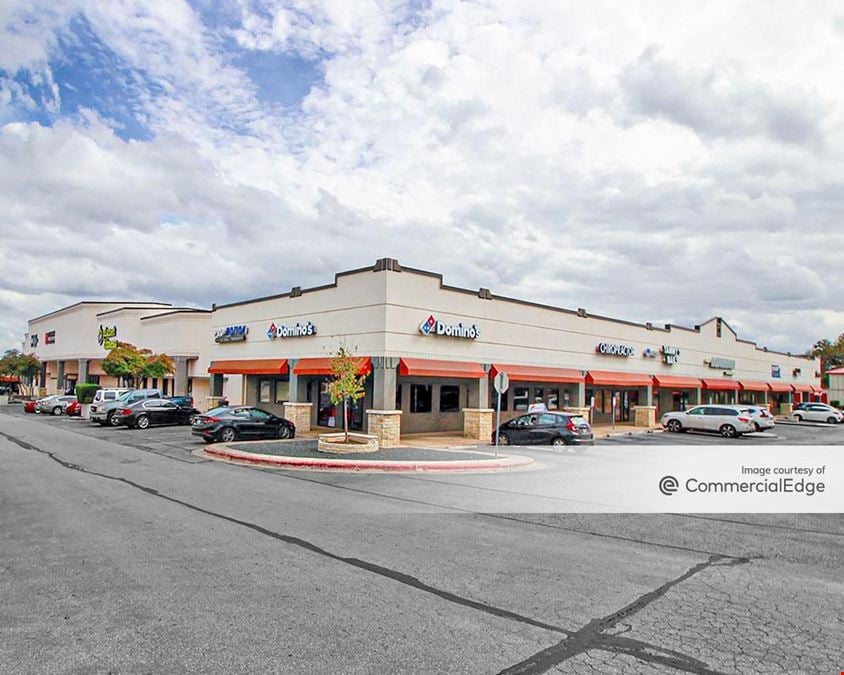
[419,314,480,340]
[267,321,317,339]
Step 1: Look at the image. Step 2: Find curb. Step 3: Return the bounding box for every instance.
[202,445,535,472]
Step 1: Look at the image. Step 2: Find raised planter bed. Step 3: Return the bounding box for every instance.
[317,432,379,454]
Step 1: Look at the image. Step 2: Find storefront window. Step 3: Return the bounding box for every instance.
[533,387,544,405]
[440,385,460,412]
[410,384,432,413]
[275,380,289,403]
[259,380,272,404]
[396,384,402,410]
[513,387,529,411]
[548,388,559,410]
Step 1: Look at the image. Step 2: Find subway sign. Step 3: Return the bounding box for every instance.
[215,325,248,343]
[267,321,317,339]
[419,314,480,339]
[596,341,634,357]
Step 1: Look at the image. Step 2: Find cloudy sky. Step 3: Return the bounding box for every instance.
[1,1,842,354]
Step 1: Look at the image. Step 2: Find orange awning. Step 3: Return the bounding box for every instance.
[0,375,20,383]
[811,386,824,394]
[768,382,792,393]
[208,359,288,375]
[293,357,372,376]
[399,358,485,379]
[491,363,583,384]
[701,378,740,391]
[739,380,769,391]
[586,370,652,387]
[652,375,701,388]
[792,384,814,393]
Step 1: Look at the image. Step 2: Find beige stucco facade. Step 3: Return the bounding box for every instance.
[25,259,822,438]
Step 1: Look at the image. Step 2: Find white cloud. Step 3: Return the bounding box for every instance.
[0,0,843,354]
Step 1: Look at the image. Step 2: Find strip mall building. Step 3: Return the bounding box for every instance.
[25,258,822,445]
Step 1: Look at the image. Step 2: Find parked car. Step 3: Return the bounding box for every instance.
[662,405,756,438]
[90,388,162,426]
[89,388,132,423]
[492,411,593,450]
[191,406,296,443]
[118,399,199,429]
[740,406,775,431]
[793,403,843,424]
[165,395,194,408]
[23,400,37,413]
[65,399,82,417]
[36,395,77,416]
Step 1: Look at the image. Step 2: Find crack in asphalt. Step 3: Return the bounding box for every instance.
[0,430,569,638]
[1,427,753,674]
[497,555,749,675]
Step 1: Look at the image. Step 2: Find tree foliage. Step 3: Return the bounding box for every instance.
[0,349,41,395]
[101,342,175,387]
[807,334,844,387]
[326,346,367,442]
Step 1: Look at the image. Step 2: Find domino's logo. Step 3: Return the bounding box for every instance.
[420,314,436,335]
[267,323,277,339]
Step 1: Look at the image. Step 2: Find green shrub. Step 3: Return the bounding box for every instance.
[831,400,841,409]
[75,383,101,404]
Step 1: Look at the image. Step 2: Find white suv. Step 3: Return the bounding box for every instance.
[89,388,131,425]
[662,405,756,438]
[793,403,843,424]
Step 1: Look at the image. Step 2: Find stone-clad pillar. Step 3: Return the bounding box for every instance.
[56,360,65,394]
[287,359,299,402]
[173,356,189,396]
[78,359,89,384]
[368,357,401,446]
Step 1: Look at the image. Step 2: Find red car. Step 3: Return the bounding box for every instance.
[65,400,82,417]
[24,400,37,413]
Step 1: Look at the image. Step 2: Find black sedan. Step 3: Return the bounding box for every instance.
[191,406,296,443]
[492,411,593,450]
[118,399,198,429]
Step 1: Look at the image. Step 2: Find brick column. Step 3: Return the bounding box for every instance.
[632,405,657,427]
[463,408,494,440]
[366,410,402,448]
[283,402,313,433]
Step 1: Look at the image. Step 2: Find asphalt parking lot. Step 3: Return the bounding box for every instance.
[598,420,844,446]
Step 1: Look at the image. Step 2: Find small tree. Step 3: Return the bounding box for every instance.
[0,349,41,396]
[101,342,175,388]
[326,346,367,443]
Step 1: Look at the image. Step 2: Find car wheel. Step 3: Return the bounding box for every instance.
[827,416,838,425]
[107,411,121,427]
[666,419,682,433]
[497,432,511,446]
[719,424,737,438]
[794,414,803,422]
[753,422,762,432]
[136,415,150,430]
[52,406,62,416]
[277,425,292,439]
[220,427,237,443]
[551,437,568,450]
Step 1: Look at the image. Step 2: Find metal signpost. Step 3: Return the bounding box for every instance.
[493,372,509,456]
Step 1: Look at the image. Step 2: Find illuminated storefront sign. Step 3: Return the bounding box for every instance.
[215,325,249,343]
[596,342,634,357]
[707,357,736,369]
[771,365,781,378]
[419,314,480,339]
[44,331,56,345]
[98,325,118,350]
[661,345,680,365]
[267,321,317,339]
[642,348,658,359]
[30,334,38,348]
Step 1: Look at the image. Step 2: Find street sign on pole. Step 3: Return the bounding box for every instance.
[493,372,508,454]
[493,372,509,394]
